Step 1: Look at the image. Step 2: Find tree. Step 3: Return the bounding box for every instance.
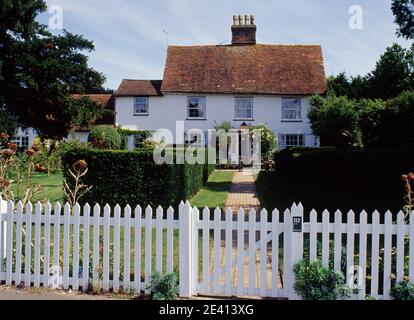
[392,0,414,40]
[0,108,18,136]
[0,0,109,139]
[308,95,362,147]
[367,44,414,100]
[327,73,370,100]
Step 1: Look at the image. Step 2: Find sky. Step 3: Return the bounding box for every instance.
[39,0,412,90]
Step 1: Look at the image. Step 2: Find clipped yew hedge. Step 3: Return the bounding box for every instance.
[61,147,214,208]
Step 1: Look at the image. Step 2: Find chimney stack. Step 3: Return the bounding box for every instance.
[231,14,256,45]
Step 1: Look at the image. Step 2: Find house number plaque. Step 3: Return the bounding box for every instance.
[293,217,302,233]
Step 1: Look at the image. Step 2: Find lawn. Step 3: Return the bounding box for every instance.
[190,170,234,209]
[10,173,64,204]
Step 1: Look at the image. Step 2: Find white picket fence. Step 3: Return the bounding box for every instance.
[0,196,413,300]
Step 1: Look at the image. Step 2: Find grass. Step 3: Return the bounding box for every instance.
[190,170,234,209]
[10,173,64,204]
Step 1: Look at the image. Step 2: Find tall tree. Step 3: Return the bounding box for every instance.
[367,43,413,100]
[0,0,108,139]
[392,0,414,40]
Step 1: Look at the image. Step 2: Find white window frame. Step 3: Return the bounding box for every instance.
[279,134,305,149]
[187,96,206,119]
[234,97,253,120]
[10,136,29,149]
[184,130,206,148]
[282,98,302,121]
[134,97,149,115]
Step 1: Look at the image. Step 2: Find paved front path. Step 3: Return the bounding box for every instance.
[224,169,261,212]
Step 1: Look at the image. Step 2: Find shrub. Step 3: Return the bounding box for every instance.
[390,281,414,300]
[147,272,179,300]
[294,259,352,300]
[61,147,214,208]
[274,147,414,212]
[88,125,121,150]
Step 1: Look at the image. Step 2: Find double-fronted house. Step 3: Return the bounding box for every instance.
[115,15,326,150]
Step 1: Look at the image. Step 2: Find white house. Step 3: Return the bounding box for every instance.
[115,15,326,150]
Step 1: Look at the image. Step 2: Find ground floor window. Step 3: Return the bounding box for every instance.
[279,134,305,149]
[10,136,29,149]
[184,131,206,148]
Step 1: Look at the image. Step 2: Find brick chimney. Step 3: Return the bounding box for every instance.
[231,14,256,45]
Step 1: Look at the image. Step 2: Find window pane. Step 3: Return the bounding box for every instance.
[235,97,253,119]
[134,97,149,114]
[188,97,206,118]
[282,98,301,120]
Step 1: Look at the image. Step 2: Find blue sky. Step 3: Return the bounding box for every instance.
[40,0,411,89]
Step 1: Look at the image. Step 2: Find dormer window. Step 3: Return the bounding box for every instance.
[134,97,149,115]
[282,98,302,121]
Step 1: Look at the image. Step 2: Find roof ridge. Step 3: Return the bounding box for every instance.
[168,44,322,48]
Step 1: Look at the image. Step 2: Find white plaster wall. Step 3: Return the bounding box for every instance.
[15,128,38,146]
[115,94,318,147]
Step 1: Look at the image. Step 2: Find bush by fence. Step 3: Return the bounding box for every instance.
[61,147,214,208]
[271,147,414,212]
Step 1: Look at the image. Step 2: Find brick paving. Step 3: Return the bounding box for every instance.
[224,169,261,212]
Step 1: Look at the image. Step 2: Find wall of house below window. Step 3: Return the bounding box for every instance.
[115,93,319,148]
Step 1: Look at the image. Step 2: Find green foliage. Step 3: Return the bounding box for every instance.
[116,127,152,150]
[0,108,18,136]
[273,147,414,212]
[88,125,121,150]
[392,0,414,40]
[61,147,214,208]
[303,239,347,273]
[0,0,107,139]
[249,125,277,158]
[293,259,352,300]
[308,95,362,147]
[390,281,414,300]
[147,272,179,300]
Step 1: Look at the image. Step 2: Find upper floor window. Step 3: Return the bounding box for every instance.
[188,96,206,119]
[282,98,302,121]
[235,97,253,120]
[134,97,149,115]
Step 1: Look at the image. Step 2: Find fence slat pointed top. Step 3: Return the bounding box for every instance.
[93,203,100,211]
[135,204,142,211]
[360,210,368,217]
[260,208,268,215]
[185,200,191,206]
[272,208,279,215]
[114,204,121,211]
[249,208,256,215]
[322,209,329,216]
[124,204,131,211]
[297,202,304,210]
[73,202,81,211]
[226,207,232,215]
[83,202,90,211]
[34,201,42,210]
[44,201,51,211]
[214,207,221,215]
[7,200,14,210]
[193,207,200,214]
[156,205,163,212]
[179,201,185,207]
[397,211,405,223]
[54,202,61,212]
[291,203,297,210]
[145,206,152,217]
[114,205,121,217]
[25,201,32,210]
[167,206,174,214]
[348,210,355,217]
[310,209,317,215]
[64,202,71,211]
[237,207,244,215]
[16,201,23,211]
[104,203,111,210]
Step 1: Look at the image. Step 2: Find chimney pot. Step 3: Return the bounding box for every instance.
[250,15,255,25]
[231,14,257,45]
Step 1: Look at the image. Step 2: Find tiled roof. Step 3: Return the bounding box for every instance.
[71,94,115,131]
[161,44,326,95]
[116,80,162,96]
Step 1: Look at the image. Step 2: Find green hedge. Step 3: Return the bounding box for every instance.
[272,147,414,213]
[61,147,214,208]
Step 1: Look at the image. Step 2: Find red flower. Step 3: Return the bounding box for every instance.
[7,143,17,151]
[73,160,88,171]
[1,149,15,158]
[26,148,36,157]
[34,163,47,173]
[0,133,10,140]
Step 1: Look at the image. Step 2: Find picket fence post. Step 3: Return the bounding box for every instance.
[179,201,193,297]
[0,196,7,272]
[288,203,304,300]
